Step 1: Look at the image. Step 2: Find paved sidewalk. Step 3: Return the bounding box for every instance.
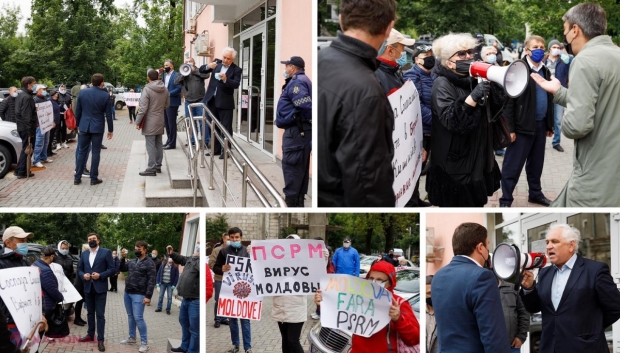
[37,279,183,353]
[419,134,574,207]
[206,295,317,353]
[0,110,142,207]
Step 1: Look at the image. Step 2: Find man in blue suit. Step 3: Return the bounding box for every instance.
[74,73,113,186]
[162,59,182,149]
[432,223,510,353]
[520,224,620,353]
[199,47,242,159]
[78,233,115,352]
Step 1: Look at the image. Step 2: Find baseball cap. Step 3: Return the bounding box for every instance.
[280,56,305,69]
[3,226,34,241]
[386,28,416,47]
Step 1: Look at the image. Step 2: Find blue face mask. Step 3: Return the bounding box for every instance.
[529,49,545,63]
[226,240,231,246]
[396,50,407,67]
[231,241,242,248]
[282,70,290,79]
[42,91,49,97]
[59,249,69,256]
[485,54,497,64]
[561,53,570,64]
[378,40,387,56]
[11,93,18,98]
[16,243,28,256]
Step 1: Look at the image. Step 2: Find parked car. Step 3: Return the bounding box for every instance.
[0,120,21,179]
[104,82,126,110]
[309,269,420,353]
[484,34,518,64]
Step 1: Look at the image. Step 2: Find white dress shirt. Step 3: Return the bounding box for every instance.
[89,246,99,267]
[215,65,230,97]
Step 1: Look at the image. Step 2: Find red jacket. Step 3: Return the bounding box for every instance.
[206,264,213,302]
[351,294,420,353]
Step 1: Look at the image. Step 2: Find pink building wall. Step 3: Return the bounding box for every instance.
[426,213,486,276]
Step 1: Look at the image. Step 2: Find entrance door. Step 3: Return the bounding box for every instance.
[237,25,266,149]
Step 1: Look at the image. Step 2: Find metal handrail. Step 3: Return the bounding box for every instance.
[183,110,202,207]
[187,102,286,207]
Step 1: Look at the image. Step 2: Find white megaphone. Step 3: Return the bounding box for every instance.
[180,63,193,76]
[492,243,547,290]
[469,60,529,98]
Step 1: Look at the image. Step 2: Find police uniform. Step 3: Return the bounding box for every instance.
[276,56,312,207]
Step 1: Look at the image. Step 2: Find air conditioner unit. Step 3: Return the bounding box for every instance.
[187,18,197,34]
[195,31,213,57]
[426,227,445,262]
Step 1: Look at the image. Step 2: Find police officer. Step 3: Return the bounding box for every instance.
[276,56,312,207]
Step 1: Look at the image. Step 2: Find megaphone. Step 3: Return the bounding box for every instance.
[469,60,529,98]
[492,243,547,290]
[180,63,193,76]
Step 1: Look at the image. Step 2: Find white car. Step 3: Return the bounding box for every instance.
[0,121,21,179]
[484,34,518,64]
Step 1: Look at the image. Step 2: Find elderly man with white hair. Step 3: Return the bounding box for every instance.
[520,223,620,353]
[200,47,242,160]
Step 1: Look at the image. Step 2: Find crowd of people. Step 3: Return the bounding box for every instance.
[0,226,200,353]
[207,227,420,353]
[318,0,620,208]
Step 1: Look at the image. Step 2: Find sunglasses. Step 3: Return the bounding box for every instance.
[451,49,476,59]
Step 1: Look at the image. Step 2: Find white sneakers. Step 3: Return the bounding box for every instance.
[42,159,53,163]
[34,162,44,168]
[120,337,136,345]
[139,344,149,352]
[54,145,62,151]
[62,142,69,148]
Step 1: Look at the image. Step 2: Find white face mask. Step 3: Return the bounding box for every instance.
[550,48,561,57]
[372,280,387,288]
[343,243,350,248]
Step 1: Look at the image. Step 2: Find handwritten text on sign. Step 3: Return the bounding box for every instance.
[36,101,54,134]
[124,92,141,107]
[388,80,423,207]
[320,274,392,338]
[217,255,262,320]
[251,239,327,296]
[0,267,43,337]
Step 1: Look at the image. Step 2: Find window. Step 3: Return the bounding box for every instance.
[567,213,611,267]
[185,220,199,257]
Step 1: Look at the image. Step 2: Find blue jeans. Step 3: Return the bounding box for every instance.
[179,298,199,353]
[33,127,50,164]
[552,103,564,146]
[84,290,107,341]
[214,280,224,323]
[229,317,251,350]
[124,292,148,344]
[185,101,209,145]
[75,131,103,182]
[511,347,521,353]
[157,283,173,311]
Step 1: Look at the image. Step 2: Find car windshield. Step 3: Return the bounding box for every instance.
[395,270,420,293]
[360,257,377,265]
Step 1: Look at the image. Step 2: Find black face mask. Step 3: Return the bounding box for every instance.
[88,240,98,248]
[455,60,473,76]
[426,297,433,307]
[563,31,574,56]
[483,247,491,269]
[421,56,436,70]
[134,250,142,257]
[164,67,171,73]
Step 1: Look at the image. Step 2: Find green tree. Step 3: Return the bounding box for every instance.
[0,4,22,87]
[206,214,229,241]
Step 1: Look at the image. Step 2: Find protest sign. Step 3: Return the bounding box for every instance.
[50,263,81,304]
[320,274,392,338]
[49,263,65,293]
[217,255,262,320]
[0,267,43,338]
[250,239,327,296]
[125,92,141,107]
[36,101,54,134]
[388,80,423,207]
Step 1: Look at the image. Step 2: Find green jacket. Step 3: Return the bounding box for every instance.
[552,35,620,207]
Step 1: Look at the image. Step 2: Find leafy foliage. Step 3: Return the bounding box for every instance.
[206,214,229,241]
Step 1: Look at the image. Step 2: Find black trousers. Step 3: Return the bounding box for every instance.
[56,114,67,143]
[109,274,118,291]
[164,105,179,147]
[500,119,547,205]
[128,106,137,121]
[406,134,431,207]
[15,130,30,176]
[207,99,233,154]
[277,322,304,353]
[47,126,57,154]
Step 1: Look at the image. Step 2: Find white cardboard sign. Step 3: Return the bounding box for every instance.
[125,92,141,107]
[36,101,54,134]
[0,267,43,337]
[217,255,263,320]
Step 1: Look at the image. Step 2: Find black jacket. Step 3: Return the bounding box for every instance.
[120,256,156,299]
[153,257,162,275]
[57,92,72,114]
[318,31,395,207]
[170,252,199,299]
[14,89,38,134]
[375,59,404,95]
[53,251,75,282]
[199,62,242,110]
[503,57,554,135]
[0,251,30,324]
[213,244,249,276]
[498,281,530,345]
[0,309,20,353]
[32,259,64,313]
[426,64,504,207]
[175,68,210,102]
[0,96,16,123]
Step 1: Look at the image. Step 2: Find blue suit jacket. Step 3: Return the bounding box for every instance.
[432,256,510,353]
[75,86,113,134]
[163,71,182,107]
[199,61,242,110]
[520,255,620,353]
[78,247,115,294]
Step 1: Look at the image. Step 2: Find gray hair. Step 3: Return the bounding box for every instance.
[480,46,496,58]
[547,224,581,253]
[562,2,607,40]
[165,59,175,67]
[222,47,237,58]
[432,33,477,66]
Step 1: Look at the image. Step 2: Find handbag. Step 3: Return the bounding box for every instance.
[64,105,77,130]
[46,303,70,338]
[491,114,512,150]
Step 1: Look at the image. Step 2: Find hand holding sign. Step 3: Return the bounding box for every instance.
[222,264,231,272]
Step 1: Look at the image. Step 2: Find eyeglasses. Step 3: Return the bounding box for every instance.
[451,49,476,59]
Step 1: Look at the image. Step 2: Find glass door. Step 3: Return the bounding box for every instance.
[237,25,266,149]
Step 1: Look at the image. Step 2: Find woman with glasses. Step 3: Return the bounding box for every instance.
[426,33,505,207]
